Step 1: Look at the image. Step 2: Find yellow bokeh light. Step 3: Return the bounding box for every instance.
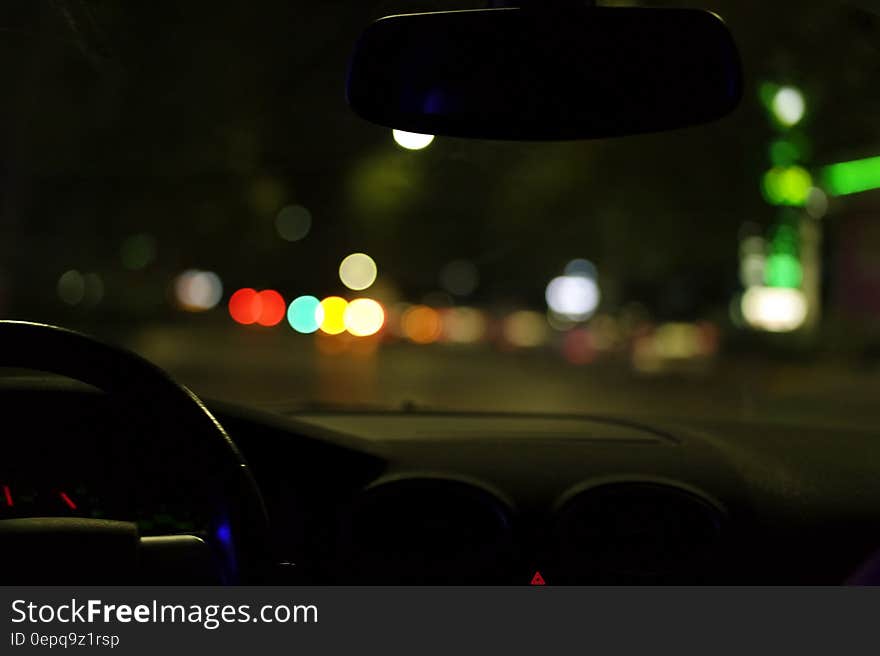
[339,253,378,291]
[442,307,487,344]
[503,311,548,348]
[392,129,434,150]
[319,296,349,335]
[344,298,385,337]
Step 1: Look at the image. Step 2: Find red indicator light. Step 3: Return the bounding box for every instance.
[229,288,262,325]
[2,484,12,508]
[530,571,546,586]
[60,491,78,511]
[256,290,286,327]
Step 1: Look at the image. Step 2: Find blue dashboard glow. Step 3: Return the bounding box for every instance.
[216,521,233,548]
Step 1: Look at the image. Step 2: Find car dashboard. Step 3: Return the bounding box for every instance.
[3,378,880,585]
[214,404,880,585]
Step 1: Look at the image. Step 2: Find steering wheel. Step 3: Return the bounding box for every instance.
[0,320,270,584]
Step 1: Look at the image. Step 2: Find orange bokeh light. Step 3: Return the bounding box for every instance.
[402,305,443,344]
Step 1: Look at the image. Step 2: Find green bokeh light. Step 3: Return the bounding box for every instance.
[771,224,799,254]
[762,166,812,206]
[765,252,803,288]
[769,140,801,166]
[758,82,779,110]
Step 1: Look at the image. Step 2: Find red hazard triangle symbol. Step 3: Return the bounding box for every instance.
[530,571,546,585]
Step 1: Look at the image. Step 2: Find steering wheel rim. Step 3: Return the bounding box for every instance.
[0,320,271,583]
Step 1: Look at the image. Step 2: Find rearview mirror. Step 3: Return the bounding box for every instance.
[346,6,742,140]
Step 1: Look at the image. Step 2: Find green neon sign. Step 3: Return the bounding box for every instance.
[823,155,880,196]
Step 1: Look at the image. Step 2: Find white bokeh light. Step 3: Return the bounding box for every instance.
[174,270,223,311]
[772,86,805,127]
[741,286,807,332]
[545,275,600,321]
[339,253,378,291]
[392,129,435,150]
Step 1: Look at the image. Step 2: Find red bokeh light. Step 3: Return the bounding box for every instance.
[256,290,286,326]
[563,328,595,365]
[229,288,262,325]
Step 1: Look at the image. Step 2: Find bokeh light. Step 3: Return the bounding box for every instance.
[739,235,765,257]
[545,275,600,321]
[275,205,312,242]
[57,270,85,306]
[287,295,324,333]
[806,187,828,219]
[741,286,807,332]
[82,274,104,307]
[765,253,803,288]
[632,335,662,373]
[563,328,595,365]
[546,310,577,332]
[653,323,703,359]
[339,253,378,291]
[256,290,286,326]
[439,260,479,296]
[630,323,713,372]
[564,258,598,279]
[769,139,801,166]
[442,307,487,344]
[739,236,767,288]
[402,305,442,344]
[229,288,262,325]
[739,253,766,288]
[698,321,721,355]
[392,129,434,150]
[771,224,799,253]
[319,296,348,335]
[503,311,549,348]
[762,166,812,206]
[120,234,157,271]
[771,86,805,127]
[590,314,621,351]
[174,270,223,311]
[344,298,385,336]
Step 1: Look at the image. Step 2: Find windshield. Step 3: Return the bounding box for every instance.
[1,0,879,427]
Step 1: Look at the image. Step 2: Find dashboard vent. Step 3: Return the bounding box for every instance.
[553,482,724,583]
[339,478,514,584]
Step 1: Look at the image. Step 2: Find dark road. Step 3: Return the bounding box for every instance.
[124,322,880,431]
